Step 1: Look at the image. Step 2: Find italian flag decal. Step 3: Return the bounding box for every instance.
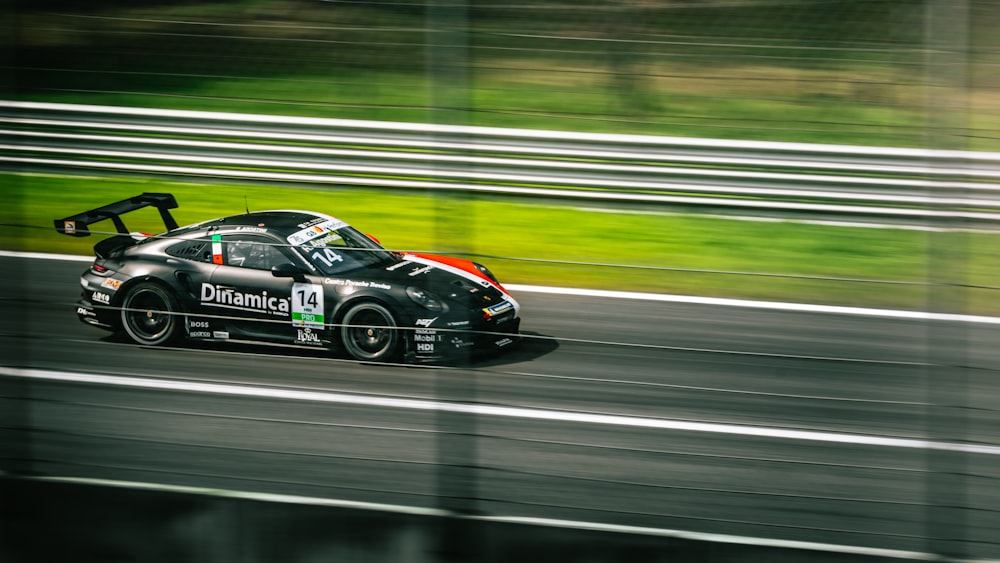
[211,234,223,265]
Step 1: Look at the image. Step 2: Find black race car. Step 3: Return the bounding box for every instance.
[55,193,520,363]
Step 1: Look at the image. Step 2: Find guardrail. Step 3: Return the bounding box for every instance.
[3,100,1000,225]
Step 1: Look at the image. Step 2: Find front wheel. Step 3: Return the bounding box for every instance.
[119,282,180,346]
[340,302,400,362]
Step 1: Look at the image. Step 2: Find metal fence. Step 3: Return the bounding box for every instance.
[7,1,999,149]
[4,100,1000,227]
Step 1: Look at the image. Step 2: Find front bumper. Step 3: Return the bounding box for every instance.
[405,315,521,364]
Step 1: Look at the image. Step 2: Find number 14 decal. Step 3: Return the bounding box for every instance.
[292,283,325,329]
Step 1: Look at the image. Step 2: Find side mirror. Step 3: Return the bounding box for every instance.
[271,262,308,282]
[366,233,404,259]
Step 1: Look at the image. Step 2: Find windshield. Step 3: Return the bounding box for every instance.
[288,220,396,275]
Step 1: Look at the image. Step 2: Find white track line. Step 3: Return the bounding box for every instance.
[504,283,1000,325]
[7,366,999,562]
[4,366,999,456]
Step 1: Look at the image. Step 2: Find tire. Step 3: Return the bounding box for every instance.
[119,282,180,346]
[340,302,400,362]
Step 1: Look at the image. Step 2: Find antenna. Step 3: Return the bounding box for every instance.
[244,195,250,215]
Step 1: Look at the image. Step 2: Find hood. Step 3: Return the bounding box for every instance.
[382,255,518,313]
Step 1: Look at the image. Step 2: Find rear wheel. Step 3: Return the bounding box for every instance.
[340,302,399,362]
[120,282,180,346]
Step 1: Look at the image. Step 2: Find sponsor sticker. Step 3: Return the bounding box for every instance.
[200,283,290,316]
[296,328,323,346]
[92,292,110,304]
[287,219,347,246]
[63,221,76,235]
[297,217,326,229]
[101,278,122,291]
[324,279,391,290]
[483,301,514,319]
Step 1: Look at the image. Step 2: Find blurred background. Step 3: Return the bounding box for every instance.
[6,0,1000,146]
[3,1,1000,562]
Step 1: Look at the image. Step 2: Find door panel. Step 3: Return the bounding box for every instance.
[205,266,295,340]
[198,234,327,346]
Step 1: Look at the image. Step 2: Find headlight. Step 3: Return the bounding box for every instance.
[473,262,500,284]
[406,286,445,312]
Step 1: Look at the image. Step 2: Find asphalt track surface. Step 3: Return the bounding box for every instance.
[3,254,1000,560]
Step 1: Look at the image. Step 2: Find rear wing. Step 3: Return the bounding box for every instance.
[54,193,179,237]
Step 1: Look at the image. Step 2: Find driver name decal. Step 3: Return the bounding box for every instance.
[200,283,289,316]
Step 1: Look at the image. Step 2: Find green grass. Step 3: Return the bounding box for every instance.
[6,172,999,315]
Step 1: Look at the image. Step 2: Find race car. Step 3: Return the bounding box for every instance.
[55,193,520,363]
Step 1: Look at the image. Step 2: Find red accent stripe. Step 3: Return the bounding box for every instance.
[408,253,508,293]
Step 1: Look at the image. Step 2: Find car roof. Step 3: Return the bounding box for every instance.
[173,210,346,237]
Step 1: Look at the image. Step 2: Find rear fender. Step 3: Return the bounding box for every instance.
[113,276,187,313]
[94,235,138,260]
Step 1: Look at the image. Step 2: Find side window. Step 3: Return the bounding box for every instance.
[165,238,213,263]
[223,236,288,271]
